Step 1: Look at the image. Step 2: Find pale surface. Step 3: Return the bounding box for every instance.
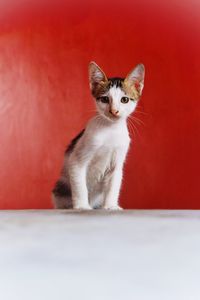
[0,210,200,300]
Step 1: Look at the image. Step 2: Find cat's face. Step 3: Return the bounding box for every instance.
[89,62,145,122]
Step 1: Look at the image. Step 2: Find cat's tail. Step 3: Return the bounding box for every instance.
[51,180,73,209]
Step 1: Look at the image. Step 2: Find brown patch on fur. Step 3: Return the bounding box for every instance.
[123,64,145,100]
[89,61,110,98]
[122,80,140,100]
[91,80,110,98]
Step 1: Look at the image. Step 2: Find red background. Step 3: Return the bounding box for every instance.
[0,0,199,209]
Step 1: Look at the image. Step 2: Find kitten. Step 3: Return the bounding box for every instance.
[52,62,145,210]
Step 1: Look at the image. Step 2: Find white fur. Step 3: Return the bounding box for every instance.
[53,87,138,210]
[53,62,145,210]
[68,115,130,210]
[97,86,137,120]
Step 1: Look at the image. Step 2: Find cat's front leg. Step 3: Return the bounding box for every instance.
[103,167,123,210]
[68,162,91,210]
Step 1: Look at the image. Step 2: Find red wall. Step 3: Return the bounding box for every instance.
[0,0,199,209]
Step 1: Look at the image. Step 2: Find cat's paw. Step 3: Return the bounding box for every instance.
[103,205,123,211]
[73,205,92,210]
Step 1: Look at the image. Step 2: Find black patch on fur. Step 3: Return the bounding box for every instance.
[94,77,125,101]
[65,129,85,155]
[52,180,71,197]
[108,77,124,88]
[92,77,125,99]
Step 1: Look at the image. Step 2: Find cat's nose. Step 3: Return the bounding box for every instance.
[109,109,119,116]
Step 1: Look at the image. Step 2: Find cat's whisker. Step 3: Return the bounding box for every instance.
[135,107,148,116]
[128,118,141,139]
[135,110,147,115]
[127,122,136,138]
[84,109,97,114]
[130,123,138,139]
[95,114,106,128]
[130,115,145,126]
[131,118,142,127]
[127,119,137,138]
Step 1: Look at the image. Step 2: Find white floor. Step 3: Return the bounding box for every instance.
[0,210,200,300]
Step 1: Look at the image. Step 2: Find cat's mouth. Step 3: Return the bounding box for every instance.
[109,111,121,119]
[109,115,120,120]
[105,112,121,122]
[97,111,121,122]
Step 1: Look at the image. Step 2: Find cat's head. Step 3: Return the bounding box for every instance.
[88,62,145,122]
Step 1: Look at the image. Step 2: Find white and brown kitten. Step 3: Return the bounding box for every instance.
[52,62,145,210]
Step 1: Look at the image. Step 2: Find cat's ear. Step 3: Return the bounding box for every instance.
[88,62,108,95]
[124,64,145,98]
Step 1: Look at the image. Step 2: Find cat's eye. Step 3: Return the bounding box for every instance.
[97,96,109,103]
[121,97,129,104]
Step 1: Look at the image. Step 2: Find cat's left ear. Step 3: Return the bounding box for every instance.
[88,62,108,96]
[124,64,145,98]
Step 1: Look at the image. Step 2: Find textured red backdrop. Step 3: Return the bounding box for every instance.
[0,0,199,209]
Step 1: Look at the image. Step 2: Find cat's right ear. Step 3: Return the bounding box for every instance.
[88,62,108,95]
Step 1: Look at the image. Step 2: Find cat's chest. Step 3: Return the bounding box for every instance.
[93,127,130,149]
[87,148,118,184]
[87,129,130,178]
